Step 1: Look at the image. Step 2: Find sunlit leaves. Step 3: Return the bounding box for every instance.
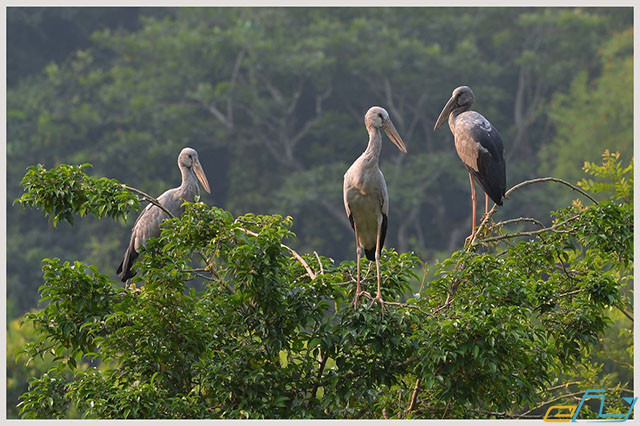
[15,152,633,419]
[16,163,140,226]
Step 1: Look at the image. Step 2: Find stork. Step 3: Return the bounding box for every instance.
[434,86,506,243]
[117,147,211,282]
[343,106,407,310]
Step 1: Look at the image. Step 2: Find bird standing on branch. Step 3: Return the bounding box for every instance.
[343,106,407,310]
[434,86,506,243]
[117,147,211,282]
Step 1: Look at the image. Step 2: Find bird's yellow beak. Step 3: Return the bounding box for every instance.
[384,120,407,153]
[193,159,211,194]
[434,95,457,131]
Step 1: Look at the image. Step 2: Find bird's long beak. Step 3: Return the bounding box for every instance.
[193,160,211,194]
[434,95,457,131]
[384,120,407,153]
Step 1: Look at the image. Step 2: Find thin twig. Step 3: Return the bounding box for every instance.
[236,226,316,280]
[314,251,324,275]
[469,177,596,247]
[406,378,421,413]
[182,269,216,282]
[602,347,633,369]
[309,354,328,402]
[476,215,580,245]
[358,292,433,316]
[546,381,580,392]
[494,217,546,229]
[557,289,585,298]
[505,177,597,205]
[418,262,428,294]
[123,185,174,219]
[617,306,634,322]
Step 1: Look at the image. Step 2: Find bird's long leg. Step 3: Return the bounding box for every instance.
[465,172,477,245]
[371,218,385,315]
[352,224,362,308]
[485,193,489,216]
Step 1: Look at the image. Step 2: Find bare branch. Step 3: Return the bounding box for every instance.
[476,220,577,244]
[359,291,432,317]
[494,217,546,229]
[547,381,580,392]
[236,226,316,280]
[406,378,421,413]
[504,177,597,204]
[123,185,174,219]
[314,251,324,275]
[617,306,634,322]
[469,177,596,247]
[558,288,584,298]
[309,353,328,402]
[182,269,216,282]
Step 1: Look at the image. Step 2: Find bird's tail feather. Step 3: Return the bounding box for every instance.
[117,248,138,282]
[364,248,376,262]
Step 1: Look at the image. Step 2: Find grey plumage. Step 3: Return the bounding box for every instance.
[117,147,211,282]
[434,85,506,241]
[343,106,406,309]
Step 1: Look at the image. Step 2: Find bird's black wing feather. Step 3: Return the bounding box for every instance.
[364,214,387,262]
[469,125,506,205]
[117,234,138,282]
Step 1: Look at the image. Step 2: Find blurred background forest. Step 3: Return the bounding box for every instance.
[6,7,633,418]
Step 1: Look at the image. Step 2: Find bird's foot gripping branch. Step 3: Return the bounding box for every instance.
[15,152,633,419]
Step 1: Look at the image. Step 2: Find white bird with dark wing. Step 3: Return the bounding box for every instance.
[434,86,506,243]
[117,147,211,282]
[343,106,407,310]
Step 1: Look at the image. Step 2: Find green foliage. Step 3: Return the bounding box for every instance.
[578,150,633,203]
[6,317,60,419]
[16,163,140,226]
[14,153,632,419]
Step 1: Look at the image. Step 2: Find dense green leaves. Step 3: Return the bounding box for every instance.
[7,7,633,420]
[16,163,140,226]
[15,153,632,418]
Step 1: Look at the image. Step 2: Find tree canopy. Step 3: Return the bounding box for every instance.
[12,151,633,419]
[6,6,633,420]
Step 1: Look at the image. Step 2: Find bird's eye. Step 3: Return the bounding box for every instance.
[378,113,383,119]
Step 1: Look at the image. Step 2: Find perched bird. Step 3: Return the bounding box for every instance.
[434,86,506,243]
[117,147,211,282]
[343,106,407,309]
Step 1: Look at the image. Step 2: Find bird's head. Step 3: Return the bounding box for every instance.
[365,106,407,153]
[178,147,211,194]
[434,85,475,131]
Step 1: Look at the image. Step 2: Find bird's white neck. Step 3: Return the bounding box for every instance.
[363,126,382,162]
[179,166,200,199]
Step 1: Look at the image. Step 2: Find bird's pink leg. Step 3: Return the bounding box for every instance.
[466,172,477,245]
[371,218,385,315]
[485,193,489,216]
[352,225,362,308]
